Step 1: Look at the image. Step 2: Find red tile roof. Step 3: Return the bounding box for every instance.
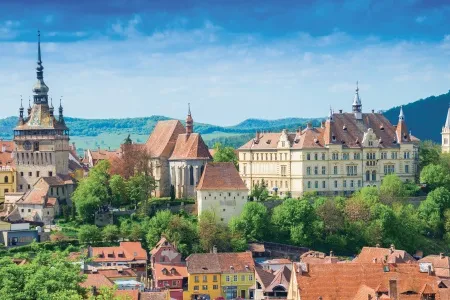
[186,252,255,274]
[0,141,15,168]
[80,274,113,289]
[420,255,450,278]
[170,133,212,160]
[294,263,442,300]
[353,246,416,264]
[91,242,147,263]
[145,120,185,158]
[197,162,248,191]
[153,263,188,280]
[115,290,139,300]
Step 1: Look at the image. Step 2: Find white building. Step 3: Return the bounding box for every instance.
[196,162,248,223]
[238,84,419,197]
[442,105,450,153]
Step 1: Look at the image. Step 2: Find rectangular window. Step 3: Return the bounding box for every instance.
[314,166,318,175]
[213,285,218,290]
[314,153,318,160]
[322,153,326,160]
[307,167,311,175]
[226,276,230,282]
[281,165,287,176]
[213,275,218,282]
[28,172,32,177]
[194,276,199,283]
[343,180,347,188]
[241,275,245,281]
[202,275,207,282]
[202,285,208,290]
[36,171,40,177]
[48,171,53,177]
[307,153,311,160]
[333,166,338,175]
[405,165,409,173]
[20,172,24,176]
[322,166,326,175]
[194,286,199,291]
[334,180,338,188]
[314,181,318,188]
[307,181,311,189]
[384,165,395,175]
[249,275,253,281]
[350,180,354,188]
[233,275,238,282]
[322,181,326,188]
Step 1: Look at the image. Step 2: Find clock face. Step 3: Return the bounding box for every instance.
[23,141,31,151]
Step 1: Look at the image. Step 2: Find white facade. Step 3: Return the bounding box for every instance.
[197,189,247,223]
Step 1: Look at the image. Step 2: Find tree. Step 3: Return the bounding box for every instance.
[110,175,128,208]
[170,185,176,201]
[419,140,441,170]
[0,252,85,300]
[229,202,268,242]
[110,144,152,180]
[420,164,450,190]
[78,225,102,244]
[198,210,231,252]
[164,215,199,257]
[102,225,119,243]
[250,179,269,201]
[127,173,156,210]
[145,210,173,247]
[72,161,112,223]
[316,198,345,234]
[379,174,409,204]
[213,143,239,168]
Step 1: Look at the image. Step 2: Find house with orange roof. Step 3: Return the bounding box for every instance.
[88,242,148,280]
[419,253,450,278]
[153,262,188,299]
[353,244,416,264]
[238,85,419,197]
[196,162,248,223]
[150,236,182,266]
[254,264,291,300]
[287,261,448,300]
[83,148,122,168]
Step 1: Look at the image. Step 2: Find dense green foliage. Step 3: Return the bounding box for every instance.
[0,251,86,300]
[212,142,239,168]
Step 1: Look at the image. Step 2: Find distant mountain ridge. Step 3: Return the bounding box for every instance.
[1,91,448,150]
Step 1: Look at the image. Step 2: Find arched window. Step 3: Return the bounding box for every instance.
[366,171,370,182]
[4,176,8,183]
[189,166,194,186]
[372,171,376,181]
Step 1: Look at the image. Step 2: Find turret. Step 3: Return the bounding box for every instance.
[58,98,65,124]
[186,103,193,135]
[19,97,24,120]
[352,81,362,120]
[27,98,32,116]
[396,106,410,143]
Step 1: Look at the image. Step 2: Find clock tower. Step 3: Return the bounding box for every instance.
[14,31,70,192]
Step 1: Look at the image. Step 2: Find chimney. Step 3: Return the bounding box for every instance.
[428,264,432,275]
[372,258,377,263]
[368,295,373,300]
[329,250,333,257]
[371,109,375,113]
[389,279,398,300]
[339,109,343,113]
[1,145,5,153]
[390,244,395,254]
[440,253,445,259]
[255,131,260,141]
[72,142,76,150]
[212,245,217,254]
[376,243,380,248]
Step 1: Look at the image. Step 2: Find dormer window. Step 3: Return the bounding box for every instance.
[170,268,176,275]
[332,135,336,142]
[343,125,347,131]
[380,125,385,131]
[162,268,168,275]
[266,140,271,144]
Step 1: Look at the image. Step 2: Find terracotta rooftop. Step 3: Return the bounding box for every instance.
[170,133,212,160]
[255,264,291,292]
[15,103,68,131]
[115,290,139,300]
[91,242,147,263]
[239,110,419,150]
[139,291,169,300]
[353,246,416,264]
[197,162,248,191]
[217,252,255,273]
[153,263,188,280]
[186,253,222,274]
[145,120,185,158]
[0,141,15,168]
[80,273,113,289]
[300,251,340,264]
[420,254,450,278]
[293,262,444,300]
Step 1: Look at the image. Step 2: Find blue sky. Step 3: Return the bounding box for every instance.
[1,0,450,125]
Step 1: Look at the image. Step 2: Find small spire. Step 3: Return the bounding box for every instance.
[49,97,54,116]
[58,97,64,123]
[328,106,333,121]
[50,97,54,108]
[186,103,193,135]
[27,97,32,115]
[20,95,23,109]
[188,102,191,116]
[19,96,24,119]
[399,106,405,121]
[352,80,362,116]
[36,30,44,80]
[444,103,450,127]
[356,81,359,93]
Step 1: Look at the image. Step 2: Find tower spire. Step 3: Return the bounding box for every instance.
[186,103,193,135]
[59,97,64,123]
[399,106,405,121]
[49,97,54,117]
[328,106,333,122]
[352,80,362,119]
[445,103,450,129]
[32,30,49,104]
[19,96,24,119]
[27,97,32,115]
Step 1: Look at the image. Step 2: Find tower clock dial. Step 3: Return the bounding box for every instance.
[23,141,32,151]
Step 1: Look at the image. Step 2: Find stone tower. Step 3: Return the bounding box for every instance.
[442,105,450,153]
[14,31,70,192]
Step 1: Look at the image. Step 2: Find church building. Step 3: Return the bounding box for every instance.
[442,105,450,153]
[1,31,74,224]
[238,83,419,197]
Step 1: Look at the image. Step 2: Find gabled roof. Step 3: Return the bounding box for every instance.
[153,263,188,280]
[197,162,248,191]
[80,274,113,289]
[15,104,68,130]
[217,252,255,273]
[145,120,185,158]
[91,242,147,262]
[0,141,15,168]
[265,265,291,291]
[186,253,222,274]
[353,246,416,264]
[170,133,212,160]
[420,255,450,278]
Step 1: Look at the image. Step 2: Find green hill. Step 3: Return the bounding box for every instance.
[1,91,447,151]
[384,90,450,143]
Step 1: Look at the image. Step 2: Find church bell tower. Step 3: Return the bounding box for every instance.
[442,105,450,153]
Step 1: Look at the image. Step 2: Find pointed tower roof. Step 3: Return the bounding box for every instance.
[444,104,450,128]
[186,103,194,135]
[396,106,410,143]
[399,105,405,121]
[352,81,361,106]
[32,30,49,102]
[327,106,333,122]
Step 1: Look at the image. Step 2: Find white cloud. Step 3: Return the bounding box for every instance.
[415,16,427,23]
[0,20,20,39]
[1,26,450,125]
[111,14,142,38]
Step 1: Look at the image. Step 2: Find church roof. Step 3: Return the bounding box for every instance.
[197,162,248,191]
[15,103,68,130]
[145,120,185,158]
[170,133,212,160]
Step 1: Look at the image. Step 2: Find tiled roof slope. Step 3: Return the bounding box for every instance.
[419,254,450,278]
[197,162,248,191]
[186,253,222,274]
[294,263,443,300]
[145,120,185,158]
[353,246,416,264]
[239,111,419,150]
[91,242,147,262]
[15,104,68,130]
[170,133,212,160]
[0,141,15,167]
[217,252,255,273]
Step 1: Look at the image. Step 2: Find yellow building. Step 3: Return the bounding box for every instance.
[219,252,255,299]
[185,252,256,300]
[0,141,17,203]
[185,253,222,300]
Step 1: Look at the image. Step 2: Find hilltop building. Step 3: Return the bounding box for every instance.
[238,83,419,197]
[196,162,248,223]
[442,106,450,153]
[143,105,212,199]
[0,31,74,224]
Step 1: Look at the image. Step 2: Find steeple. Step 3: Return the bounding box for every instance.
[32,30,49,104]
[186,103,193,135]
[352,81,362,120]
[444,104,450,129]
[27,97,32,116]
[399,106,405,121]
[58,97,65,123]
[327,106,333,122]
[19,96,24,120]
[442,104,450,153]
[49,97,54,117]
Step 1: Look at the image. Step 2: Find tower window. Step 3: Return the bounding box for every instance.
[48,171,53,177]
